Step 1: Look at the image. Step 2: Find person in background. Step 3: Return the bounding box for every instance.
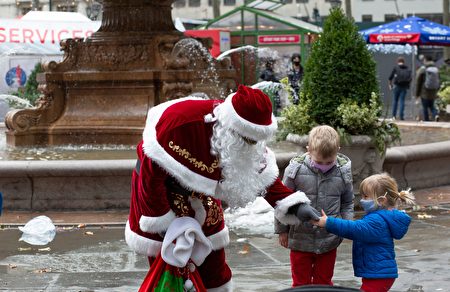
[388,57,412,120]
[275,125,354,287]
[259,60,279,83]
[287,53,304,105]
[313,172,415,292]
[259,60,281,114]
[415,55,440,121]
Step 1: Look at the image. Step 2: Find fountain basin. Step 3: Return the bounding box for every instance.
[2,140,450,211]
[2,121,450,211]
[1,159,134,211]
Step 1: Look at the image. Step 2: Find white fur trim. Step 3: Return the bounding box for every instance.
[142,97,218,196]
[258,148,279,190]
[125,221,162,257]
[274,191,310,225]
[218,92,278,141]
[189,197,207,225]
[207,226,230,250]
[161,217,213,267]
[139,210,176,233]
[207,279,233,292]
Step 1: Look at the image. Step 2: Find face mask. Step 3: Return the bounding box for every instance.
[293,61,300,65]
[360,193,387,213]
[310,160,335,173]
[360,199,377,213]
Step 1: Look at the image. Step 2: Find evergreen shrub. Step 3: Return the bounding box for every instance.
[278,8,400,154]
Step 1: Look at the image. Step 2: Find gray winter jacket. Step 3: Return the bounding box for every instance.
[275,153,354,254]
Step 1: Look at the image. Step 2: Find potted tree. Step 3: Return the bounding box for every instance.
[277,8,400,191]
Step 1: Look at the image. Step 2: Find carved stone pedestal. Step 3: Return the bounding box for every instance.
[5,0,236,146]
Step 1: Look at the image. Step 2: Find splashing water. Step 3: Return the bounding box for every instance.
[251,81,291,110]
[174,38,224,98]
[0,94,32,108]
[216,45,258,61]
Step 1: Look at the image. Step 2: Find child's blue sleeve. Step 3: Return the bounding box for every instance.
[326,215,386,242]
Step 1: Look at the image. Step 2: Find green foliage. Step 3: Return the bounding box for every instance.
[337,92,380,135]
[337,93,401,153]
[439,64,450,84]
[437,85,450,110]
[277,95,315,140]
[279,8,399,154]
[301,8,379,128]
[279,77,293,102]
[11,62,43,106]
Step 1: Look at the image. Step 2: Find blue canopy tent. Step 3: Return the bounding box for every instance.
[360,17,450,119]
[360,16,450,46]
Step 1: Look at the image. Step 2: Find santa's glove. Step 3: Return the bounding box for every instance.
[288,203,320,222]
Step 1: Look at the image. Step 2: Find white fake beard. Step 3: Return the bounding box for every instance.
[210,121,268,209]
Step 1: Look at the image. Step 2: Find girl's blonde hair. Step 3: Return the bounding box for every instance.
[308,125,340,158]
[359,172,415,207]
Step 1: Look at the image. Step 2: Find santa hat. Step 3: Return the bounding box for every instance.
[217,85,277,141]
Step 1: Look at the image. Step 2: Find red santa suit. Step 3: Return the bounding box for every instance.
[125,85,309,291]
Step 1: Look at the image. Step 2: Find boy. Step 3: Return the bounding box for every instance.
[275,125,354,287]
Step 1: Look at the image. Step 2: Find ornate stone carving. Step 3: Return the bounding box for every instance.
[5,0,237,146]
[162,82,194,101]
[5,109,41,132]
[35,84,54,110]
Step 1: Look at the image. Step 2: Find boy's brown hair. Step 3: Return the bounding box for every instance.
[308,125,340,158]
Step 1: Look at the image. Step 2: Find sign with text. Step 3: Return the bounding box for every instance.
[0,19,101,47]
[369,33,420,44]
[258,35,300,45]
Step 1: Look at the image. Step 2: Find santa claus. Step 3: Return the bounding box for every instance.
[125,85,319,291]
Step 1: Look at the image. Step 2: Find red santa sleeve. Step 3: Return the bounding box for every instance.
[264,177,310,226]
[125,142,177,257]
[137,155,177,234]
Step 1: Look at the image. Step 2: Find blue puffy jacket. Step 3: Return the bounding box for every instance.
[326,209,411,279]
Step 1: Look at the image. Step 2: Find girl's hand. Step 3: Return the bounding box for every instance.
[312,210,328,228]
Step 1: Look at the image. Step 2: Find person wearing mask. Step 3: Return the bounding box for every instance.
[313,173,415,292]
[287,53,304,105]
[275,125,354,287]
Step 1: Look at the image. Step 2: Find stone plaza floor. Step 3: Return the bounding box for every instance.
[0,185,449,291]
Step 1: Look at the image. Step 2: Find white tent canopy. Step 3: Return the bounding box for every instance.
[0,12,101,93]
[20,11,92,22]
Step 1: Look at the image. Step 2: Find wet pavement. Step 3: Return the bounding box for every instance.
[1,186,450,292]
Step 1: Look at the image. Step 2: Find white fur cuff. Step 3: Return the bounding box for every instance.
[274,191,310,225]
[139,210,176,233]
[207,279,233,292]
[125,221,162,257]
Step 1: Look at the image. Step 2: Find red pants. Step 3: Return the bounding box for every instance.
[361,278,395,292]
[290,248,337,287]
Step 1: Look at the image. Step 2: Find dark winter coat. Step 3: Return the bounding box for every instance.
[326,209,411,279]
[260,68,279,83]
[415,60,439,99]
[275,153,354,254]
[389,64,411,89]
[288,66,304,90]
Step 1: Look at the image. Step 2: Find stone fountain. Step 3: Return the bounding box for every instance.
[4,0,236,146]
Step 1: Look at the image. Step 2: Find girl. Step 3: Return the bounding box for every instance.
[313,173,415,292]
